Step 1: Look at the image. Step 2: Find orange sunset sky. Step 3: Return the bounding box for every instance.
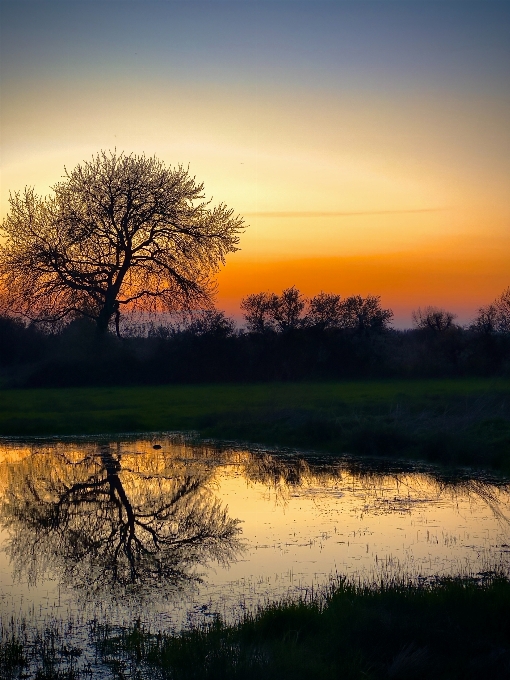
[1,1,509,326]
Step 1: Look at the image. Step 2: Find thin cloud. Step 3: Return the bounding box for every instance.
[243,209,448,218]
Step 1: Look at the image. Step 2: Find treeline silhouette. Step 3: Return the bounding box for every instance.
[1,286,509,388]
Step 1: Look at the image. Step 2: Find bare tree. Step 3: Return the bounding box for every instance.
[339,295,393,333]
[305,292,343,330]
[242,289,392,334]
[471,288,510,334]
[470,304,499,334]
[412,306,457,332]
[0,151,244,335]
[271,286,306,331]
[184,309,236,337]
[240,291,279,333]
[241,287,306,333]
[495,287,510,332]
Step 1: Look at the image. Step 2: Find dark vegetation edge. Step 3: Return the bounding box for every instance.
[2,575,510,679]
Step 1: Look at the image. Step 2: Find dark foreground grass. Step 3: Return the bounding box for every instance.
[3,577,510,679]
[1,379,510,471]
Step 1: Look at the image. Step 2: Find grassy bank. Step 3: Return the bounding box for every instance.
[1,379,510,471]
[3,576,510,679]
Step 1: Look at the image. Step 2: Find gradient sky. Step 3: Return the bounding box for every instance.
[1,0,509,325]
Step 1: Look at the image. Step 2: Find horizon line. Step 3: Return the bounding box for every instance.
[243,208,448,218]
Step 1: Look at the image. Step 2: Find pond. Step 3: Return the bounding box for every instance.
[0,434,509,640]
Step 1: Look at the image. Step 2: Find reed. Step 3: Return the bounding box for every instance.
[2,575,510,679]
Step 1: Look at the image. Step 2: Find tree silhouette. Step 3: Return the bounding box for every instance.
[495,287,510,332]
[272,286,307,331]
[183,309,236,338]
[0,444,242,597]
[470,304,499,334]
[0,151,244,335]
[472,287,510,334]
[241,287,307,333]
[305,292,343,330]
[412,306,457,332]
[241,289,393,335]
[240,291,279,333]
[339,295,393,333]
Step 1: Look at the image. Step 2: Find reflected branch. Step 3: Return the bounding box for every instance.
[0,444,243,599]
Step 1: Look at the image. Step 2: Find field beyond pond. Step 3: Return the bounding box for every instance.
[1,378,509,471]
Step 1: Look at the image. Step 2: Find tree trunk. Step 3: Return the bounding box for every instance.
[96,310,112,335]
[115,310,121,338]
[96,296,120,336]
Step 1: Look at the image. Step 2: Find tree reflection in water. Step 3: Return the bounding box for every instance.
[240,450,510,522]
[1,439,509,603]
[0,443,242,598]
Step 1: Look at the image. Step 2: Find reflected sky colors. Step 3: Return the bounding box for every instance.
[1,1,509,323]
[0,437,509,631]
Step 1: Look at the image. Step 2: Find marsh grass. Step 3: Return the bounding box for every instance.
[0,620,87,680]
[109,575,510,680]
[2,576,510,679]
[0,635,24,677]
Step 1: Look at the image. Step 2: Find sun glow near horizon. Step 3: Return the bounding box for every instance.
[1,1,508,327]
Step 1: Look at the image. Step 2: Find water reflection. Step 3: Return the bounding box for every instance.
[0,442,242,598]
[0,437,509,630]
[238,449,510,521]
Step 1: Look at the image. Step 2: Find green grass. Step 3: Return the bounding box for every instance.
[3,576,510,679]
[1,379,510,471]
[111,576,510,680]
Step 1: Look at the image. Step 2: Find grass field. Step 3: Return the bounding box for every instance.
[0,378,509,470]
[3,576,510,679]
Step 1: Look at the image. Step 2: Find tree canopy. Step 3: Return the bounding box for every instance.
[472,287,510,334]
[412,306,457,332]
[0,151,244,334]
[240,286,307,333]
[241,288,393,334]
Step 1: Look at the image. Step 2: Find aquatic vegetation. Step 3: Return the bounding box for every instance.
[1,436,509,678]
[2,576,510,679]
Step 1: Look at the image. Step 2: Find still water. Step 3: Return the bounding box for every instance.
[0,435,509,635]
